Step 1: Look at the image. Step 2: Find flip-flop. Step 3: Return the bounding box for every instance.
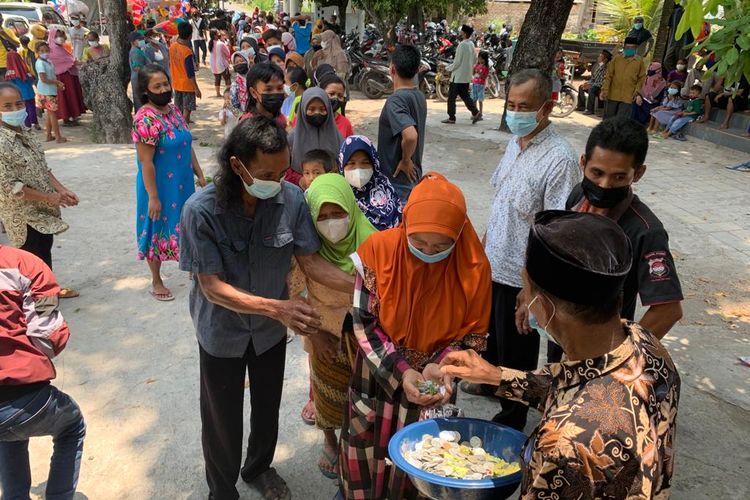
[301,399,316,425]
[247,468,291,500]
[149,289,175,302]
[59,288,79,299]
[318,447,340,480]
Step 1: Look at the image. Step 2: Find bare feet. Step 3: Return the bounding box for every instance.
[56,137,68,143]
[719,122,729,129]
[300,399,315,425]
[697,117,708,124]
[46,135,55,142]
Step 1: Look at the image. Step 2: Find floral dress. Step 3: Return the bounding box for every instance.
[132,105,195,262]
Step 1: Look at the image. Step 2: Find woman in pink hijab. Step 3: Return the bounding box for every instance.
[631,61,666,125]
[281,31,296,53]
[47,26,86,125]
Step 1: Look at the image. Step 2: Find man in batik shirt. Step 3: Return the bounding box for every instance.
[442,210,680,499]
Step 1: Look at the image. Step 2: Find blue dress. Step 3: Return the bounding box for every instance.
[132,104,195,261]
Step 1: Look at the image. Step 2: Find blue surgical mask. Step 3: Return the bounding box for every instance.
[623,48,636,57]
[634,23,643,30]
[138,39,147,49]
[505,110,539,137]
[668,87,679,96]
[407,239,455,264]
[527,295,559,346]
[239,161,282,199]
[1,108,28,128]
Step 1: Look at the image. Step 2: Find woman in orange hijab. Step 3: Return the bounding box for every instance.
[338,172,492,499]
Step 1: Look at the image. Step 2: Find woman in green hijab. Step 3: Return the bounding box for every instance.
[291,173,377,478]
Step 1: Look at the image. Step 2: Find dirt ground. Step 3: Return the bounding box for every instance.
[6,66,750,500]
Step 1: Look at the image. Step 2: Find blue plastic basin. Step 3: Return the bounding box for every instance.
[388,417,526,500]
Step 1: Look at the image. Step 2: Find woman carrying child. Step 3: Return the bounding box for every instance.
[288,87,343,177]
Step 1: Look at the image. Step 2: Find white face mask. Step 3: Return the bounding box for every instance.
[71,19,80,27]
[344,168,373,189]
[88,40,99,47]
[676,64,686,71]
[321,41,329,49]
[317,216,349,243]
[55,37,65,45]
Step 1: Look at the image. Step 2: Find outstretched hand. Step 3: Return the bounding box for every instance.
[439,350,502,387]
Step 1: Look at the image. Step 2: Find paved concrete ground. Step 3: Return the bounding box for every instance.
[7,68,750,500]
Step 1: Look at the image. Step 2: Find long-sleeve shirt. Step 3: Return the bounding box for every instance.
[495,323,680,498]
[0,244,70,398]
[602,54,646,103]
[0,125,68,247]
[590,61,608,87]
[446,39,476,84]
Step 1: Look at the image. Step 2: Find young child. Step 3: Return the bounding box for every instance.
[663,84,704,140]
[300,149,334,189]
[648,82,684,134]
[34,42,66,143]
[282,66,307,123]
[218,88,239,137]
[472,51,490,120]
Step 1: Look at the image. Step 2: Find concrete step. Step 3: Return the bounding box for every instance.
[707,108,749,130]
[684,120,750,153]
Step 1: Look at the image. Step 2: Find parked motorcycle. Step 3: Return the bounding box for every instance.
[551,62,577,118]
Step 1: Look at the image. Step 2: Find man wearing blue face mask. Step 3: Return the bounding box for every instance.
[601,37,646,119]
[179,116,355,500]
[464,69,580,431]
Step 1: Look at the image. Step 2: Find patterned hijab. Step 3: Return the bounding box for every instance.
[289,87,343,172]
[231,51,250,111]
[356,172,492,354]
[306,173,377,274]
[338,135,402,231]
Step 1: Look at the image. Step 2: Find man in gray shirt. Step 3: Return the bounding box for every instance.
[180,117,354,500]
[441,24,481,125]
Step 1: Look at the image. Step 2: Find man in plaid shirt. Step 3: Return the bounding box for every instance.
[577,49,612,115]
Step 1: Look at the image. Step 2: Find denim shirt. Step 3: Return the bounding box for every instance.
[179,183,320,357]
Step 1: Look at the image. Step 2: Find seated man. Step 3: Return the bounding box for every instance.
[577,49,612,115]
[441,210,680,499]
[698,75,749,129]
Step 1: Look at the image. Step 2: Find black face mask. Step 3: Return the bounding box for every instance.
[260,92,285,115]
[234,63,248,75]
[306,113,327,127]
[312,44,322,51]
[329,98,342,113]
[581,176,630,208]
[647,69,656,76]
[147,90,173,106]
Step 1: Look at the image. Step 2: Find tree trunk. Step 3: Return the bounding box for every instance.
[501,0,574,130]
[80,0,131,143]
[336,0,348,35]
[653,0,676,66]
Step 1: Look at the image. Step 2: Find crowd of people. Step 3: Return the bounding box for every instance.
[0,7,702,500]
[575,16,750,140]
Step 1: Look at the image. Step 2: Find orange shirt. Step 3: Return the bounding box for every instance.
[169,41,195,93]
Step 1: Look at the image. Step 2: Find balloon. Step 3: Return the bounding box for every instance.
[154,19,179,36]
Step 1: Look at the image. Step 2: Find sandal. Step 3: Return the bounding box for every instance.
[247,468,291,500]
[301,399,316,425]
[318,446,340,479]
[149,288,174,302]
[59,287,79,299]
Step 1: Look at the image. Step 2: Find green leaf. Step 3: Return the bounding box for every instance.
[726,47,739,65]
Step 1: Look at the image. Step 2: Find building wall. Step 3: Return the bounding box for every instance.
[468,0,584,34]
